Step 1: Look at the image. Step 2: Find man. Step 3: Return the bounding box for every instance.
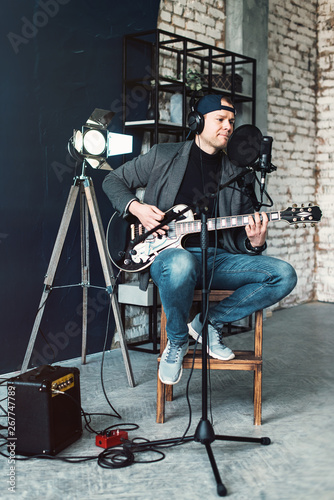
[103,94,297,385]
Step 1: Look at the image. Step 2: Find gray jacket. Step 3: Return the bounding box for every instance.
[103,140,257,289]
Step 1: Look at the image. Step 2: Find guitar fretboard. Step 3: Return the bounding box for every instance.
[175,211,281,236]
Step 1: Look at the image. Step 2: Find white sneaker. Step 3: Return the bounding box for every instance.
[188,313,235,361]
[159,339,189,384]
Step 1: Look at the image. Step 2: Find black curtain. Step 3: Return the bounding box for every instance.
[0,0,161,374]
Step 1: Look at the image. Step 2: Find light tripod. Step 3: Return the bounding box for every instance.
[21,161,135,388]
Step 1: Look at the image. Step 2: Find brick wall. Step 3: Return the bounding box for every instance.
[267,0,334,306]
[266,0,319,308]
[158,0,225,48]
[315,0,334,302]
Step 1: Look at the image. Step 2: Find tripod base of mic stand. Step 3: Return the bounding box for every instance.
[195,418,227,496]
[193,418,271,496]
[131,421,270,497]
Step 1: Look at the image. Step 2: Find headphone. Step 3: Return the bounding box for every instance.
[187,93,204,135]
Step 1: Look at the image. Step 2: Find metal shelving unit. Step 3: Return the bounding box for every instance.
[122,29,257,146]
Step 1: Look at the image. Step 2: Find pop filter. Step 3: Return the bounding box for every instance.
[227,124,263,168]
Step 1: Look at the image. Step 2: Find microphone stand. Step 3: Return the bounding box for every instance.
[128,168,271,497]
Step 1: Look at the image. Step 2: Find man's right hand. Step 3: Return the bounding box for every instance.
[129,201,168,235]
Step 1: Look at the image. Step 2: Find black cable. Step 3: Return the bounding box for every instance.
[125,445,166,464]
[253,173,274,209]
[32,288,57,364]
[231,170,274,211]
[197,145,221,427]
[49,389,121,437]
[101,423,139,436]
[99,275,122,420]
[0,433,166,467]
[121,437,166,464]
[98,446,135,468]
[0,403,8,417]
[0,449,99,463]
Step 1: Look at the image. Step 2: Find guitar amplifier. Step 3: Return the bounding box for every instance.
[8,365,82,456]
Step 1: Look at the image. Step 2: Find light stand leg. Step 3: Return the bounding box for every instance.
[80,184,90,365]
[83,178,135,387]
[21,184,80,373]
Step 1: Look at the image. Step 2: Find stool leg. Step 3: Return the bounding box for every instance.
[157,305,173,419]
[156,369,165,423]
[254,366,262,425]
[254,310,263,358]
[253,309,263,425]
[166,384,173,402]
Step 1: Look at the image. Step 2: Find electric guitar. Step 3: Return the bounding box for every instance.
[106,204,322,273]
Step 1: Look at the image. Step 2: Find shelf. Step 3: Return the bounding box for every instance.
[158,82,254,101]
[125,119,183,128]
[124,79,253,101]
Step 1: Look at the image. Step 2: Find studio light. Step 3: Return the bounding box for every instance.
[70,108,133,170]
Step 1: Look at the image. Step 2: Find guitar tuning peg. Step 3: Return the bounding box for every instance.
[294,224,298,229]
[302,224,306,228]
[311,223,315,227]
[301,203,304,208]
[292,204,297,208]
[308,202,312,207]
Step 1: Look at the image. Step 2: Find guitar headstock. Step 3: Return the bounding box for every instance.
[281,204,322,226]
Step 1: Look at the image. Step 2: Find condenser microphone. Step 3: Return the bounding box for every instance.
[258,136,273,192]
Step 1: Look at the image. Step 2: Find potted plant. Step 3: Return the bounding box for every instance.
[170,69,205,123]
[184,68,205,91]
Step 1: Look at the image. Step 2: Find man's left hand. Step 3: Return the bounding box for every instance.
[245,212,268,247]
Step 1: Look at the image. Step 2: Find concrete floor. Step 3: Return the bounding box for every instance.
[1,301,334,500]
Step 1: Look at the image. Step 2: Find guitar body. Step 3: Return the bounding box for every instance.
[106,205,193,272]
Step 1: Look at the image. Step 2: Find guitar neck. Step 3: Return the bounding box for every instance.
[176,210,281,236]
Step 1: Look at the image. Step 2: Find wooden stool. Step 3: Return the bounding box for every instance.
[157,290,263,425]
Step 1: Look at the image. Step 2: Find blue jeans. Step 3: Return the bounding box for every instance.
[150,247,297,344]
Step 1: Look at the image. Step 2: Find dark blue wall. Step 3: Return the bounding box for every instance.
[0,0,160,374]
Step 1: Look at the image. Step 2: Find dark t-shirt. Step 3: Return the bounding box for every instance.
[174,141,222,247]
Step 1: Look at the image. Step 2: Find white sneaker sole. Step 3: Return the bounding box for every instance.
[159,366,183,385]
[188,322,235,361]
